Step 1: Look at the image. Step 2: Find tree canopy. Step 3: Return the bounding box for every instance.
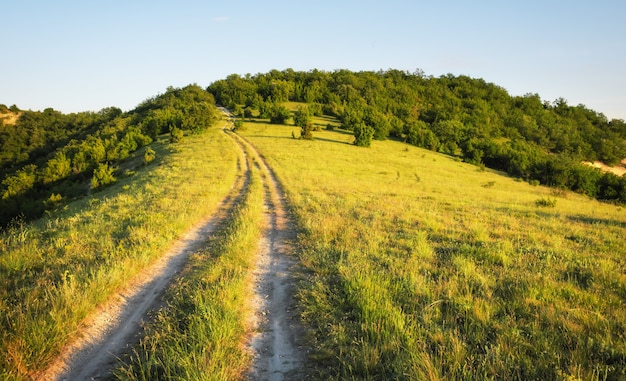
[208,68,626,203]
[0,84,219,227]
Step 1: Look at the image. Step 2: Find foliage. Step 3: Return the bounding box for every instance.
[0,84,219,227]
[268,102,291,124]
[294,106,314,139]
[91,163,116,189]
[170,127,184,143]
[353,122,374,147]
[143,147,156,164]
[207,69,626,204]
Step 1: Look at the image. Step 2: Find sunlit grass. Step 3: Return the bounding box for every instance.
[239,119,626,380]
[0,127,239,378]
[114,139,265,380]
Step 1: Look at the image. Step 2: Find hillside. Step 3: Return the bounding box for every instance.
[236,115,626,379]
[208,69,626,203]
[0,85,218,227]
[1,71,625,379]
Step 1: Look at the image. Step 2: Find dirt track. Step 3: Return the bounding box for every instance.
[43,114,305,380]
[229,132,306,380]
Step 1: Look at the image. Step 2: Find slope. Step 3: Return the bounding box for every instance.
[237,118,626,380]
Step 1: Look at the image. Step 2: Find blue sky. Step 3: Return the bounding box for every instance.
[2,1,625,120]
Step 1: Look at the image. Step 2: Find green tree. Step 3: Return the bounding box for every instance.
[269,103,291,124]
[294,106,314,139]
[170,127,184,143]
[91,163,116,189]
[43,152,71,184]
[1,164,37,199]
[353,122,374,147]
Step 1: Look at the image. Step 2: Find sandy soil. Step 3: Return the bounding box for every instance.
[583,159,626,177]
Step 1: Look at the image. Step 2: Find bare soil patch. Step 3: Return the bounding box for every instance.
[583,159,626,177]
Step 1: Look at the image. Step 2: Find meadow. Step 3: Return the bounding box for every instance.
[0,127,240,378]
[1,107,625,380]
[238,116,626,380]
[113,132,266,380]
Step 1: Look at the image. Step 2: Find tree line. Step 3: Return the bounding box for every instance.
[0,84,218,227]
[207,69,626,203]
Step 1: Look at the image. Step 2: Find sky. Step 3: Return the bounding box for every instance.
[1,0,625,120]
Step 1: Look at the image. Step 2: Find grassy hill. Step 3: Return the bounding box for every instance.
[0,127,241,378]
[236,113,626,380]
[1,82,625,379]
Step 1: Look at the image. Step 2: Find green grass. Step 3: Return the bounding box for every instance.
[0,127,240,379]
[238,118,626,380]
[113,133,265,380]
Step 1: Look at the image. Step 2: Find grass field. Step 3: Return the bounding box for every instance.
[113,132,266,380]
[0,127,240,378]
[2,109,625,380]
[238,117,626,380]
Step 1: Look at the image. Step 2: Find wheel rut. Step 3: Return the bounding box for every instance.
[43,113,305,380]
[228,132,306,380]
[43,123,250,381]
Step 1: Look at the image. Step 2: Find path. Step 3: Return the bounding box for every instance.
[228,131,306,380]
[43,120,250,381]
[43,112,306,380]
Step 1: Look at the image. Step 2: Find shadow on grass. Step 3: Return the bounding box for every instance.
[568,214,626,228]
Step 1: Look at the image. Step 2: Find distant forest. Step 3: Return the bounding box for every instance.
[207,69,626,202]
[1,69,625,227]
[0,85,218,227]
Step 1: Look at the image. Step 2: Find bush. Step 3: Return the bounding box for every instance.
[535,197,557,207]
[91,163,116,189]
[353,122,374,147]
[144,147,156,164]
[170,127,184,143]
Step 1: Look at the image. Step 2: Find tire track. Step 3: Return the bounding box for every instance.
[43,123,251,381]
[226,131,306,381]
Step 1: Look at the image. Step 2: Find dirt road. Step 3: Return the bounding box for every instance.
[229,132,306,380]
[43,116,305,380]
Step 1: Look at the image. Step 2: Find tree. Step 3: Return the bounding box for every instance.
[1,164,37,199]
[353,122,374,147]
[43,152,71,184]
[269,103,291,124]
[294,106,314,139]
[91,163,116,189]
[170,127,184,143]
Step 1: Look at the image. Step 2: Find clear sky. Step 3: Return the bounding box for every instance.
[2,0,625,120]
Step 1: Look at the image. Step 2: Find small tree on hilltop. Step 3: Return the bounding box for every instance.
[353,122,374,147]
[294,106,314,140]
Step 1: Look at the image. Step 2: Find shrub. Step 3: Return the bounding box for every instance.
[170,127,184,143]
[144,147,156,164]
[91,163,116,189]
[535,197,557,207]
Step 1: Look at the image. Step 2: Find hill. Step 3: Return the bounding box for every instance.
[208,69,626,203]
[235,115,626,379]
[1,86,624,378]
[0,85,218,227]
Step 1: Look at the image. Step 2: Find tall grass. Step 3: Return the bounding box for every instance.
[113,135,265,380]
[239,118,626,380]
[0,128,240,379]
